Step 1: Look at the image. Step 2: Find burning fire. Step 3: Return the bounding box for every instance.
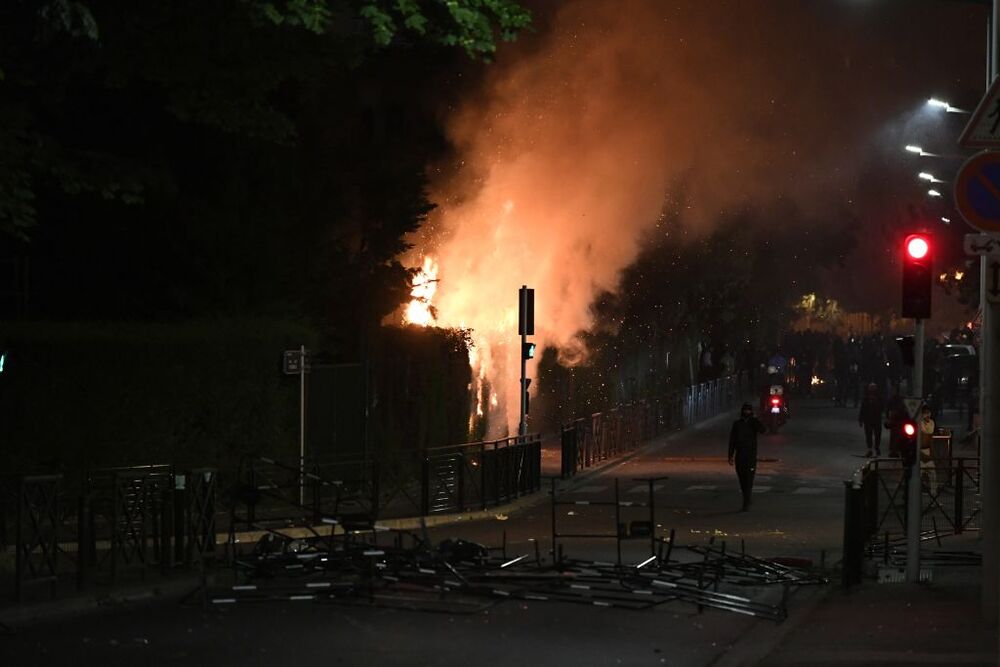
[405,255,498,435]
[404,257,439,326]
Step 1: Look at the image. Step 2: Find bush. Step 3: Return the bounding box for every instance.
[0,320,318,473]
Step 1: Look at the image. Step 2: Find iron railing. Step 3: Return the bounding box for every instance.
[841,455,980,587]
[560,374,748,479]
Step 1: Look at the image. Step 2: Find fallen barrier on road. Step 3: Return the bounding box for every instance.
[196,479,827,622]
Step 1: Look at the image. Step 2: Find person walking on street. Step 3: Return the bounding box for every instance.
[729,402,766,511]
[859,382,884,457]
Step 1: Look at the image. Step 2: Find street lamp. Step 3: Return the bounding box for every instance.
[927,97,966,113]
[905,144,926,155]
[927,189,942,197]
[919,172,945,183]
[941,216,952,224]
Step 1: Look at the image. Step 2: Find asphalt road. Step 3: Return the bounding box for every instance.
[0,399,867,667]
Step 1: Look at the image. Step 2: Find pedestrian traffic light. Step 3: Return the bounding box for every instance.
[522,342,536,360]
[902,233,932,319]
[900,419,918,468]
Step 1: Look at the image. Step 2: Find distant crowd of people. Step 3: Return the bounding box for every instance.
[698,326,979,427]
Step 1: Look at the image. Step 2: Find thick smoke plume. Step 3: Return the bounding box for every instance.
[405,0,981,433]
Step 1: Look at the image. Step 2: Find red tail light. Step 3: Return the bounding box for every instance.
[770,397,781,406]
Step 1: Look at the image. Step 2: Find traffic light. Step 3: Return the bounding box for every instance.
[902,233,932,319]
[522,342,536,360]
[900,419,918,468]
[895,336,915,366]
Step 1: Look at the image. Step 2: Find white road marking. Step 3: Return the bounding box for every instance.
[792,487,826,495]
[684,485,719,492]
[627,484,663,494]
[752,486,773,494]
[573,485,606,494]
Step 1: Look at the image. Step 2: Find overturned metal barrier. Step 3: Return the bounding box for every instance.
[203,475,825,620]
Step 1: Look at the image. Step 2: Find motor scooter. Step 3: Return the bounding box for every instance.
[764,385,790,434]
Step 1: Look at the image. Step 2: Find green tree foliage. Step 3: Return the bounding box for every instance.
[0,0,529,349]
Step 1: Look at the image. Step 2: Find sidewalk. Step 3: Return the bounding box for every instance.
[715,528,995,667]
[759,565,995,665]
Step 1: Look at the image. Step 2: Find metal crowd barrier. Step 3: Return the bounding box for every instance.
[7,466,218,602]
[841,455,980,587]
[229,434,543,537]
[561,374,748,479]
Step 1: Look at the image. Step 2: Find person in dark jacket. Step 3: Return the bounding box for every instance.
[729,402,766,511]
[858,382,884,457]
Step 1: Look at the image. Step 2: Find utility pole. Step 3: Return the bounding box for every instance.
[983,0,1000,623]
[518,286,535,437]
[906,319,924,583]
[299,344,308,507]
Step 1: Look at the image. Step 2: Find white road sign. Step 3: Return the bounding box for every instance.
[964,233,1000,257]
[960,76,1000,148]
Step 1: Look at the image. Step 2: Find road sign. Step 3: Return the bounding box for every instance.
[964,233,1000,256]
[960,76,1000,148]
[988,260,1000,304]
[954,151,1000,232]
[903,397,923,420]
[283,349,308,375]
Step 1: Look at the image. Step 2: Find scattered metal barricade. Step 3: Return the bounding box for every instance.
[204,476,825,621]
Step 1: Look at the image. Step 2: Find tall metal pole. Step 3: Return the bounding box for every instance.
[906,319,925,583]
[983,0,1000,623]
[519,330,528,437]
[299,344,307,507]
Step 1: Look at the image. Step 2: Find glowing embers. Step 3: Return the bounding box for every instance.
[404,257,439,326]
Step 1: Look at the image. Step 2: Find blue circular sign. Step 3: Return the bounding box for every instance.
[955,151,1000,232]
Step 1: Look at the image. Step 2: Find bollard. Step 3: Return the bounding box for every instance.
[842,481,864,588]
[480,442,488,510]
[174,473,187,565]
[77,494,89,589]
[160,486,174,574]
[420,456,430,516]
[457,451,466,512]
[955,458,965,534]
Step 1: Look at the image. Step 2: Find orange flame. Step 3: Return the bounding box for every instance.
[403,257,439,326]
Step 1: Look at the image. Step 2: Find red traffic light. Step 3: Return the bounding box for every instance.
[905,235,929,260]
[770,396,781,405]
[903,422,916,437]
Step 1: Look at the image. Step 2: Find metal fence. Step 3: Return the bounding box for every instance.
[560,374,748,479]
[681,374,748,425]
[1,465,218,602]
[841,455,980,587]
[232,435,542,531]
[0,434,542,602]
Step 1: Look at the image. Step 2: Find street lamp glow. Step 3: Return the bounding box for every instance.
[905,145,924,154]
[918,172,935,182]
[927,189,942,197]
[942,217,951,224]
[927,98,966,113]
